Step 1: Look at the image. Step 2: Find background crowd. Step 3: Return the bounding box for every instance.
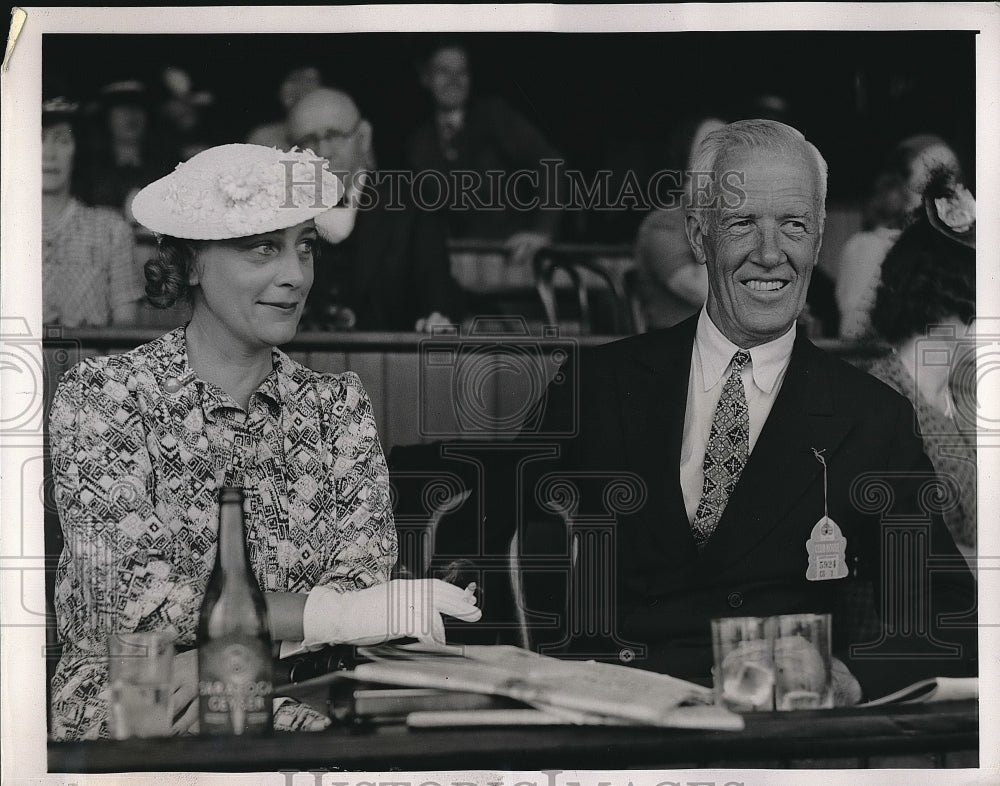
[42,31,975,340]
[38,31,981,740]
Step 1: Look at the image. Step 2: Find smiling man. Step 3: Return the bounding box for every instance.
[514,120,977,704]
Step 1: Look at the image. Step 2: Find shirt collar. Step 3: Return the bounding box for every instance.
[695,306,796,394]
[43,197,80,239]
[156,326,283,419]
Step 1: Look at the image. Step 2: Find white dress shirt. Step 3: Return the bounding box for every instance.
[679,308,797,523]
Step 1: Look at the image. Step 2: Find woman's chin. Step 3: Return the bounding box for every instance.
[259,322,301,347]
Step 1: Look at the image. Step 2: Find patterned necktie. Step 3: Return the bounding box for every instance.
[692,350,751,549]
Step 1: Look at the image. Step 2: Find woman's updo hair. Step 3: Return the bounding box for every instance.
[871,169,975,345]
[144,236,201,308]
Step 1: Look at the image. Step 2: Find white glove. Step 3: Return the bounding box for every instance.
[301,579,482,648]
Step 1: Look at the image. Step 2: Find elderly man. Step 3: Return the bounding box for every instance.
[513,120,976,703]
[287,87,460,332]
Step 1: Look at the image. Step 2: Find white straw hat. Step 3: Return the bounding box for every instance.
[131,143,345,240]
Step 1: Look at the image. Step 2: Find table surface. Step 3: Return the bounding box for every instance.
[48,700,978,772]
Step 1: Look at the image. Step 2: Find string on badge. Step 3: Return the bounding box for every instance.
[811,447,828,523]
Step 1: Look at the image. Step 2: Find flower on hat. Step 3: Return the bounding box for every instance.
[135,144,344,240]
[219,171,258,202]
[934,184,975,234]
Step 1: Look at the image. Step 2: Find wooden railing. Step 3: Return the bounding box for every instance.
[43,327,888,453]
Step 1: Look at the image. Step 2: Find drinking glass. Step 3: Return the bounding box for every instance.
[108,631,175,739]
[711,616,774,712]
[772,613,834,711]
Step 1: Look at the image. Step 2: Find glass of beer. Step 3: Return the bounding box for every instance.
[108,631,175,739]
[772,613,834,711]
[711,616,775,712]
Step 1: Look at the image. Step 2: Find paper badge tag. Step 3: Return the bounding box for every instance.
[805,516,848,581]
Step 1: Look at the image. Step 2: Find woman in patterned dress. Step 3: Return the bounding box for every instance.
[49,144,481,740]
[867,169,977,563]
[42,94,144,326]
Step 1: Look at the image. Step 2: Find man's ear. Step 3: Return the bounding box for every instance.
[685,212,709,266]
[356,119,374,160]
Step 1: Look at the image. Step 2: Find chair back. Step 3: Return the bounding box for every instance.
[532,246,637,334]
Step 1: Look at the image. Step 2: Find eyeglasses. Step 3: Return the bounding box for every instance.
[295,118,362,152]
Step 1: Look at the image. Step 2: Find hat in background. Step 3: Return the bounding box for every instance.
[924,168,975,250]
[100,79,149,107]
[42,96,80,122]
[131,143,345,240]
[42,73,80,122]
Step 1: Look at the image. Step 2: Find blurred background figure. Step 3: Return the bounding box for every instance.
[287,87,462,332]
[78,78,174,223]
[247,65,323,149]
[633,115,725,330]
[406,39,562,269]
[742,91,793,124]
[42,94,144,327]
[837,134,961,340]
[156,65,217,162]
[867,169,976,562]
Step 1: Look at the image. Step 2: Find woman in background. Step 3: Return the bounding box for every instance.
[837,134,961,340]
[49,144,480,740]
[42,95,143,326]
[868,169,977,561]
[633,114,726,330]
[77,79,175,222]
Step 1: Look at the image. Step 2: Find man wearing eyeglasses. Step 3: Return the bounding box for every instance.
[288,87,461,332]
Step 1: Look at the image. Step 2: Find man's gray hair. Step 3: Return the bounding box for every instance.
[688,118,828,230]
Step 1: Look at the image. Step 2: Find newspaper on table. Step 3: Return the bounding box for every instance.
[351,643,744,730]
[858,676,978,707]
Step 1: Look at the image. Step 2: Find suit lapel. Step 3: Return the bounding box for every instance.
[699,336,857,569]
[617,318,699,561]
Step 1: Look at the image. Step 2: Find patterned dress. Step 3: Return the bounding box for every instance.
[43,197,144,327]
[866,352,977,555]
[49,327,397,740]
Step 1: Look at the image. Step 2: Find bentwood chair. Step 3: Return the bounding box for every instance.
[532,245,640,335]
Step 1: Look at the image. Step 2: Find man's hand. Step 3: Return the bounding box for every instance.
[831,656,863,706]
[170,648,200,735]
[506,230,550,269]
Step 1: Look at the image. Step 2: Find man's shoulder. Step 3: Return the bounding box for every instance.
[637,205,686,235]
[798,340,911,413]
[578,319,696,372]
[364,173,422,219]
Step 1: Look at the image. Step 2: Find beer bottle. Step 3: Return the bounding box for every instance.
[197,487,274,735]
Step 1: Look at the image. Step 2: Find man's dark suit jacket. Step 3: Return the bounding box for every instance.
[406,96,561,241]
[306,177,461,331]
[515,315,977,700]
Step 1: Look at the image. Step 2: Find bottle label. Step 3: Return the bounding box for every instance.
[198,636,273,735]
